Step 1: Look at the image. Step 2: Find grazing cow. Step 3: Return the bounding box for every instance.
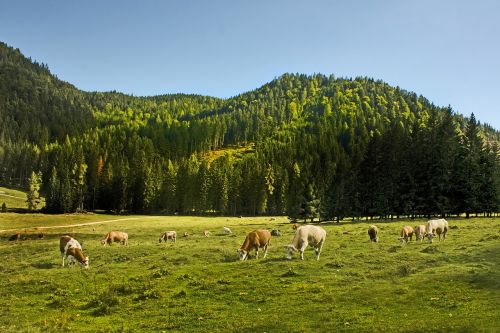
[237,230,272,260]
[183,232,189,238]
[159,231,177,243]
[223,227,232,234]
[285,225,326,260]
[414,225,426,242]
[60,235,89,269]
[398,226,414,243]
[425,219,449,243]
[271,229,281,237]
[101,231,128,246]
[368,225,379,242]
[203,230,211,237]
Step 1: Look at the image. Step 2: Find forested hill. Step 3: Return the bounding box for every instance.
[1,41,499,218]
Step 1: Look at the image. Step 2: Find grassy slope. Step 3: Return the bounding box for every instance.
[0,215,498,332]
[0,187,28,209]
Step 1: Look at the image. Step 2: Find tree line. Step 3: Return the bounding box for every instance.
[1,42,499,219]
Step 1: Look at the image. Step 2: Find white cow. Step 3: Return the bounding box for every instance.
[285,225,326,260]
[159,231,177,243]
[223,227,232,235]
[425,219,449,243]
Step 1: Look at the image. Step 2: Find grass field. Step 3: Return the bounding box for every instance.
[0,187,29,210]
[0,214,498,332]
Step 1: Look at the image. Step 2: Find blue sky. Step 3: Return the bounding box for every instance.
[1,0,499,129]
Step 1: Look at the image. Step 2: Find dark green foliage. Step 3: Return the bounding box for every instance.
[0,42,499,217]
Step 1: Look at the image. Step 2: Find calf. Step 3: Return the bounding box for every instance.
[237,230,272,260]
[159,231,177,243]
[414,225,426,242]
[285,225,326,260]
[398,226,414,243]
[368,225,379,242]
[425,219,449,243]
[101,231,128,246]
[60,235,89,269]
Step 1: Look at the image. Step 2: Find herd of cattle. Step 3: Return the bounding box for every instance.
[56,218,450,269]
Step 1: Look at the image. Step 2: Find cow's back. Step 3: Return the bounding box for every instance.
[296,225,326,245]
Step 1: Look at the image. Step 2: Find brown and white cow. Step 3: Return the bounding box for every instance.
[60,235,89,269]
[159,231,177,243]
[101,231,128,246]
[368,225,379,242]
[237,229,272,260]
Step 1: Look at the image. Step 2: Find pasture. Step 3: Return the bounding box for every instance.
[0,214,498,332]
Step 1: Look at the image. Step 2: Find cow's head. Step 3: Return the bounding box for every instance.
[284,245,296,259]
[100,239,106,246]
[398,237,405,243]
[371,237,379,242]
[425,233,434,243]
[237,249,248,261]
[81,256,89,269]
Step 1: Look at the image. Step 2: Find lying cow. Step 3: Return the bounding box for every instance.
[237,229,272,261]
[101,231,128,246]
[368,225,379,242]
[414,225,426,242]
[60,235,89,269]
[285,225,326,260]
[159,231,177,243]
[425,219,448,243]
[271,229,281,237]
[398,226,414,243]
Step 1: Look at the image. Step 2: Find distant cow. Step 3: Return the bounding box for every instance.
[101,231,128,246]
[398,226,414,243]
[159,231,177,243]
[425,219,449,243]
[368,225,379,242]
[223,227,232,235]
[271,229,281,237]
[237,230,272,261]
[60,235,89,269]
[285,225,326,260]
[8,233,20,241]
[414,225,426,242]
[203,230,211,237]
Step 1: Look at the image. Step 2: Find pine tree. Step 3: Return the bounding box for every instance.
[26,171,42,211]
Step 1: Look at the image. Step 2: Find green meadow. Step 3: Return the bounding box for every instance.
[0,214,498,332]
[0,187,30,210]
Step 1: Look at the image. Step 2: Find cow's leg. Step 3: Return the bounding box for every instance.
[315,239,324,260]
[255,248,259,259]
[262,243,269,259]
[61,254,65,267]
[299,241,308,260]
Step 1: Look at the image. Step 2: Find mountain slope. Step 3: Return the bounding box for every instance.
[0,42,498,217]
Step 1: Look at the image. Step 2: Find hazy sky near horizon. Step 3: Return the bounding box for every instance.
[1,0,499,129]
